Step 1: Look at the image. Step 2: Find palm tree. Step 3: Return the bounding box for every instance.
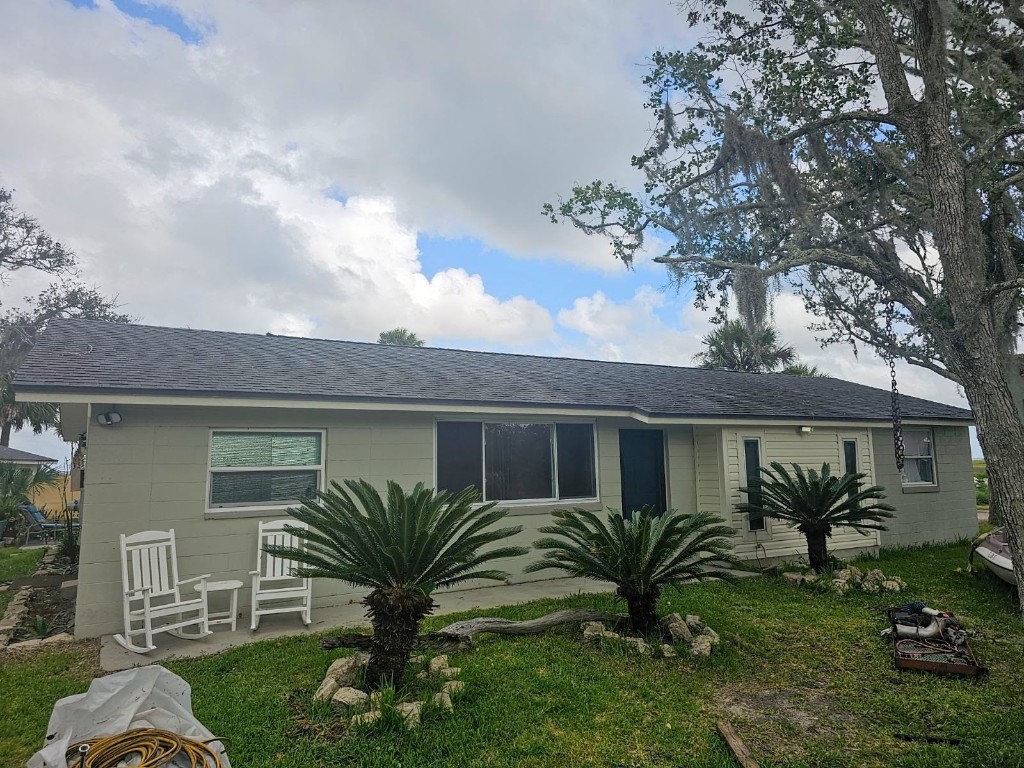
[264,480,527,690]
[780,362,830,377]
[0,376,57,446]
[737,462,895,571]
[695,320,796,373]
[525,507,743,635]
[377,328,425,347]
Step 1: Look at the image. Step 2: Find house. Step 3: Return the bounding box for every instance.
[14,319,976,639]
[0,445,57,467]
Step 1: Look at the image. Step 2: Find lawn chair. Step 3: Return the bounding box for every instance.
[113,529,211,654]
[18,504,61,545]
[250,519,312,631]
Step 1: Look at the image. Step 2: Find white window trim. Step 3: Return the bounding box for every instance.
[901,426,938,488]
[433,418,600,506]
[739,434,770,536]
[839,436,860,476]
[205,428,326,517]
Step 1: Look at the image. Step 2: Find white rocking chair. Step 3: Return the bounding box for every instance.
[113,529,212,654]
[250,519,313,631]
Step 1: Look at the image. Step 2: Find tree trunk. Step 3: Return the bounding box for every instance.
[619,586,660,635]
[804,528,829,573]
[1,421,11,447]
[362,588,434,691]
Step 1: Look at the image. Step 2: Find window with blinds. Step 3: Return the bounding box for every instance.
[208,431,323,509]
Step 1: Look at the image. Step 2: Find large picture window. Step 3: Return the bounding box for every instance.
[208,431,323,509]
[901,428,936,486]
[436,421,597,502]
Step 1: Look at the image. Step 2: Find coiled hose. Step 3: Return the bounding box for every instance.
[66,727,227,768]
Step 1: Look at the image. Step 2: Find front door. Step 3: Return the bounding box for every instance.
[618,429,667,518]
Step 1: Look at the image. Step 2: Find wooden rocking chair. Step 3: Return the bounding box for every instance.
[250,519,313,631]
[113,529,211,654]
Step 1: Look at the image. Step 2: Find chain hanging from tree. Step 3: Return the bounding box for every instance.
[883,298,905,472]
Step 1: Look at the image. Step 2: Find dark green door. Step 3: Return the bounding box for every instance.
[618,429,667,518]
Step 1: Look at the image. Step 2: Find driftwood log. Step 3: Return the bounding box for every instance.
[321,609,625,652]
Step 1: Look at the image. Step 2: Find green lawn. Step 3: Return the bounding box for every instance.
[0,547,43,614]
[2,543,1022,768]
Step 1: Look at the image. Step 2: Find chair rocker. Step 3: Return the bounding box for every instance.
[250,519,312,631]
[113,529,212,654]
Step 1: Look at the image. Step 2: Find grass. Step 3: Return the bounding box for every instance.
[0,547,44,614]
[1,542,1022,768]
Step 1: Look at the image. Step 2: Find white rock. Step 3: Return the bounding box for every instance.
[831,579,850,594]
[882,580,903,592]
[438,666,461,678]
[623,637,652,656]
[350,710,382,727]
[327,653,369,686]
[599,631,620,641]
[410,655,425,665]
[782,571,805,585]
[397,701,422,728]
[667,620,693,643]
[702,627,721,646]
[313,677,340,702]
[442,680,466,695]
[690,635,713,658]
[685,615,703,630]
[416,671,429,680]
[432,691,454,712]
[661,644,677,658]
[428,655,450,674]
[331,686,369,712]
[803,572,819,584]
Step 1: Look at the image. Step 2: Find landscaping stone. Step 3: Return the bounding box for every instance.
[702,627,720,646]
[331,686,369,713]
[661,644,677,658]
[410,655,425,665]
[782,571,805,585]
[883,579,904,592]
[442,680,465,695]
[599,630,620,640]
[428,655,449,674]
[327,653,369,686]
[685,615,702,630]
[666,619,693,643]
[416,671,429,680]
[0,587,33,647]
[803,573,819,584]
[623,637,652,656]
[691,635,713,658]
[832,579,851,594]
[313,677,340,703]
[397,701,422,729]
[1,632,75,652]
[432,691,454,712]
[581,621,605,642]
[350,710,382,727]
[438,666,461,678]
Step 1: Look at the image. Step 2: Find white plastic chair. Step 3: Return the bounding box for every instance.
[250,519,313,630]
[113,530,211,654]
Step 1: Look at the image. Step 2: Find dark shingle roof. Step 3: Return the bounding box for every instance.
[0,446,56,463]
[14,319,972,423]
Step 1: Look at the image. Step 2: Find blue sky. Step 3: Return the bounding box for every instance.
[4,1,980,461]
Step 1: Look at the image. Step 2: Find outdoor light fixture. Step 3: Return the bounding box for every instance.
[95,411,122,426]
[799,425,814,434]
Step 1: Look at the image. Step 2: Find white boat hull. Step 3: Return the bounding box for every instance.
[974,529,1017,586]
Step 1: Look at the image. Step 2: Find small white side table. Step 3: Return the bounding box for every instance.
[195,579,243,631]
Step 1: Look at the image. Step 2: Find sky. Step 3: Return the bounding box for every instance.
[0,0,979,462]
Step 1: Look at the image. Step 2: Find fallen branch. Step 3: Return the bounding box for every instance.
[321,608,624,652]
[716,721,760,768]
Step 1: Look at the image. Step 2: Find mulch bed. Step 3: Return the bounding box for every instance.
[11,580,76,642]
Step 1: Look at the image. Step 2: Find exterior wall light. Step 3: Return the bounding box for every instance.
[96,411,122,426]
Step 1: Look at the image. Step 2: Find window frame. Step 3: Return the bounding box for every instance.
[739,434,770,535]
[900,426,939,490]
[205,428,326,517]
[434,418,600,505]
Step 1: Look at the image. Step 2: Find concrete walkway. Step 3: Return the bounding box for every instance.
[100,577,609,672]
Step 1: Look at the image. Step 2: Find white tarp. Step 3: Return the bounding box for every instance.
[27,665,230,768]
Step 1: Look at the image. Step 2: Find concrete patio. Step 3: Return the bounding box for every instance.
[100,577,608,672]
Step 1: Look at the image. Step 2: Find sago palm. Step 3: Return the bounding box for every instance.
[737,462,895,571]
[525,507,743,635]
[264,480,527,689]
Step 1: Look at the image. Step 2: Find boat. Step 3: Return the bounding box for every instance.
[971,528,1017,585]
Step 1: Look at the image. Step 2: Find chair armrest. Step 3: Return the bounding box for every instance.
[124,586,153,598]
[177,574,212,587]
[249,570,260,576]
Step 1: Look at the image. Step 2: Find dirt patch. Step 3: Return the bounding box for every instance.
[11,582,76,642]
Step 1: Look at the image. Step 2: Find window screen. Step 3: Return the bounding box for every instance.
[209,431,322,508]
[743,438,766,532]
[556,423,597,499]
[485,423,554,501]
[436,422,483,497]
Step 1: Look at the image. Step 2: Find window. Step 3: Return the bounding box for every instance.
[742,438,766,532]
[901,428,936,486]
[842,438,859,498]
[435,421,597,502]
[208,431,323,509]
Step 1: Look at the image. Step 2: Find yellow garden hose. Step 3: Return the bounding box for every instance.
[66,728,227,768]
